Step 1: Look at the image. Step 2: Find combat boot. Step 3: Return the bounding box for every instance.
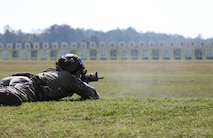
[0,87,22,106]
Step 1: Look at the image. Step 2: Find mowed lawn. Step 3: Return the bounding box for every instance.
[0,60,213,137]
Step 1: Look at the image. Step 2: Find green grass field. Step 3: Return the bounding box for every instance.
[0,60,213,137]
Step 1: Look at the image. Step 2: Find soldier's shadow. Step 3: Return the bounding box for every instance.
[60,96,87,102]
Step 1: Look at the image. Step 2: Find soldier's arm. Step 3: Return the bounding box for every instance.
[74,78,99,100]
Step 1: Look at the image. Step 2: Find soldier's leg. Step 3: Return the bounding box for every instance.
[0,76,37,106]
[14,82,37,102]
[0,82,37,106]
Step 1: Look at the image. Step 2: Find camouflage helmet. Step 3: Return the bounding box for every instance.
[56,54,85,73]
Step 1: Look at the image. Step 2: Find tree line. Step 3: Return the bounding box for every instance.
[0,24,212,46]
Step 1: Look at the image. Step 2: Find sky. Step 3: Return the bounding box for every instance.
[0,0,213,39]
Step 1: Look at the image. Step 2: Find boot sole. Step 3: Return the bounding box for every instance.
[0,92,22,106]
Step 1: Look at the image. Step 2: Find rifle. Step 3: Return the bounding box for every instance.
[81,69,104,83]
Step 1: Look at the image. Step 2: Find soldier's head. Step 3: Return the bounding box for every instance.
[56,54,85,75]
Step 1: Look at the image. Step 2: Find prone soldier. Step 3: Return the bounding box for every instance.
[0,54,103,106]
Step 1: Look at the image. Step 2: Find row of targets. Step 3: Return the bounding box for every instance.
[0,46,213,60]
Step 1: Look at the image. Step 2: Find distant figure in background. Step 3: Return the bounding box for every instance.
[0,54,100,106]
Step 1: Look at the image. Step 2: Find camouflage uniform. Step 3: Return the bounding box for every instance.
[0,76,36,106]
[35,68,99,101]
[0,54,100,106]
[0,68,99,106]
